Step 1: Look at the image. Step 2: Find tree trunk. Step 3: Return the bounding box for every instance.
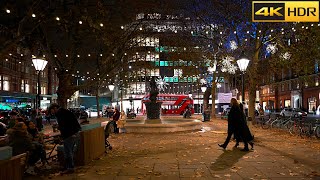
[203,88,211,112]
[248,86,256,122]
[56,72,75,109]
[96,88,101,118]
[211,81,216,118]
[57,96,68,109]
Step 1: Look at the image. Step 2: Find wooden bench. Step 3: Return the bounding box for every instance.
[0,152,28,180]
[57,123,105,166]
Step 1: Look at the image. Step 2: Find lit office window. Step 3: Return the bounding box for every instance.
[150,69,159,76]
[174,69,183,76]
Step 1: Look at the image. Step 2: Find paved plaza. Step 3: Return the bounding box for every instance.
[27,117,320,180]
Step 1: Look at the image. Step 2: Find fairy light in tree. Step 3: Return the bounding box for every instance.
[266,43,278,54]
[77,55,80,57]
[155,76,169,91]
[32,14,36,18]
[100,23,103,27]
[66,55,68,57]
[230,40,238,50]
[200,78,207,85]
[280,52,291,60]
[56,17,60,21]
[6,9,10,13]
[88,54,91,56]
[79,21,82,24]
[139,27,143,31]
[121,26,124,29]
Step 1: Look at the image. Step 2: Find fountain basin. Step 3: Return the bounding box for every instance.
[124,118,203,133]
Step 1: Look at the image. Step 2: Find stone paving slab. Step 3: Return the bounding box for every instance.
[24,117,320,180]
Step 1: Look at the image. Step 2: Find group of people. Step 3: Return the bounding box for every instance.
[219,98,254,151]
[0,109,51,175]
[0,104,82,175]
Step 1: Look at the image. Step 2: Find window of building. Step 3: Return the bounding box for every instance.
[288,82,291,90]
[316,77,319,86]
[284,100,291,107]
[21,80,25,92]
[41,85,46,95]
[3,76,9,91]
[150,69,159,76]
[25,82,30,93]
[308,97,316,113]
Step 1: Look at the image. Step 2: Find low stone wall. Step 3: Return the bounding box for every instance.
[125,120,202,133]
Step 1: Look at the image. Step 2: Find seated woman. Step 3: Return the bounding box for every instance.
[6,122,50,175]
[26,121,43,143]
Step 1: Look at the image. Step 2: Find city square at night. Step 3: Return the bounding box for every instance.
[0,0,320,179]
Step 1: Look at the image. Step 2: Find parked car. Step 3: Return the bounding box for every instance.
[127,112,136,119]
[86,108,102,118]
[280,108,307,117]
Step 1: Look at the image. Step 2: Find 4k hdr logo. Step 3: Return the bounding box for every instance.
[252,1,319,22]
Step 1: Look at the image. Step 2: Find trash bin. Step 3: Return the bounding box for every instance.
[202,110,211,122]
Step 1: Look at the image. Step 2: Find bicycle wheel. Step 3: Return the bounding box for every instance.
[315,126,320,139]
[271,120,281,129]
[300,125,310,138]
[261,121,270,129]
[289,125,300,135]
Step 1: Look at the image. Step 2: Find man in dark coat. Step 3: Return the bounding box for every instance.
[49,103,81,174]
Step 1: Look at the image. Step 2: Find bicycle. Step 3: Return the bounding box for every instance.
[299,119,320,139]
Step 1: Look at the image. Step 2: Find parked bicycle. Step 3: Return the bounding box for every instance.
[299,119,320,139]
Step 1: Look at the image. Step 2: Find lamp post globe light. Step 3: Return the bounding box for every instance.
[236,58,250,103]
[108,84,115,107]
[32,58,48,110]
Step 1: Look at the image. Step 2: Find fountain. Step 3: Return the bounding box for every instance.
[124,77,202,133]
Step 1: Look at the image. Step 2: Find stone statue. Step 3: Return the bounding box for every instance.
[144,77,162,120]
[149,77,159,102]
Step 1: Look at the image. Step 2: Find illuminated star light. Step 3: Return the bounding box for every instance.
[280,52,291,60]
[230,40,238,50]
[155,76,169,91]
[221,56,238,74]
[266,43,278,54]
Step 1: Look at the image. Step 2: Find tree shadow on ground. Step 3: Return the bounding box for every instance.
[210,148,249,171]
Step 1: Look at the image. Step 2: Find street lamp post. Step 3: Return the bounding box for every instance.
[32,58,48,110]
[201,86,207,113]
[236,58,250,103]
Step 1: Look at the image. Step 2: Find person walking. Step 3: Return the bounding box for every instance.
[238,103,254,151]
[49,103,81,174]
[112,108,120,133]
[218,98,243,150]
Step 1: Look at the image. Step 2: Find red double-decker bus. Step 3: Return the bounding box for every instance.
[141,94,194,115]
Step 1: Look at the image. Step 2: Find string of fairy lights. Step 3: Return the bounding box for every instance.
[3,8,319,95]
